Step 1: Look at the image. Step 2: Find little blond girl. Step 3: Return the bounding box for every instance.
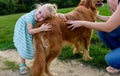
[13,3,57,75]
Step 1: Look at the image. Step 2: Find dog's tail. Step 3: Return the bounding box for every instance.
[32,34,46,76]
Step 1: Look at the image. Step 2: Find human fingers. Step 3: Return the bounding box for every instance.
[71,26,76,31]
[40,23,51,31]
[45,23,52,28]
[67,24,74,29]
[45,23,50,26]
[66,20,74,24]
[41,23,50,27]
[45,23,52,31]
[67,24,76,31]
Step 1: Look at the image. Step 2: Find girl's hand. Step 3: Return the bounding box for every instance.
[66,20,82,30]
[40,23,52,32]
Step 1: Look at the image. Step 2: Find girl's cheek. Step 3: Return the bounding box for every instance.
[38,18,44,22]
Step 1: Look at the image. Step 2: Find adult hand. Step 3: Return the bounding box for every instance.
[96,11,100,19]
[66,20,82,30]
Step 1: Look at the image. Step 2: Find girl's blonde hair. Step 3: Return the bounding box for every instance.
[35,3,57,18]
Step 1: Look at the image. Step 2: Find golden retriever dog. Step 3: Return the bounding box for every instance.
[32,0,103,76]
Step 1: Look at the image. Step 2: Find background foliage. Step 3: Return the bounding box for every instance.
[0,0,107,15]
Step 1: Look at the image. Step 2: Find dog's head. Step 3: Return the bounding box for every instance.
[79,0,103,8]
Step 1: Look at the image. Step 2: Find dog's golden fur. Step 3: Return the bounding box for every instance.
[32,0,103,76]
[32,17,63,76]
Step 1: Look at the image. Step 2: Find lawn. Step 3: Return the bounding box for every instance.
[0,4,112,70]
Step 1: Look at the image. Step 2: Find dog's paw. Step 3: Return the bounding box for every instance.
[84,56,93,61]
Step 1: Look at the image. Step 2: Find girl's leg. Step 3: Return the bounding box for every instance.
[19,56,29,75]
[105,47,120,72]
[20,56,25,64]
[97,26,120,50]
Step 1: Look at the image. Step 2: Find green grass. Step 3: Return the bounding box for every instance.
[57,7,75,13]
[0,13,24,50]
[2,60,19,71]
[0,4,112,70]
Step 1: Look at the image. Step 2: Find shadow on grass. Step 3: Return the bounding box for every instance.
[58,44,109,70]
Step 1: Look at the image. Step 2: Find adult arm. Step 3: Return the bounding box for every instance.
[67,4,120,32]
[96,14,110,21]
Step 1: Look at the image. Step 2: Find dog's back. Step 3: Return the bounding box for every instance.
[61,6,94,41]
[60,0,97,45]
